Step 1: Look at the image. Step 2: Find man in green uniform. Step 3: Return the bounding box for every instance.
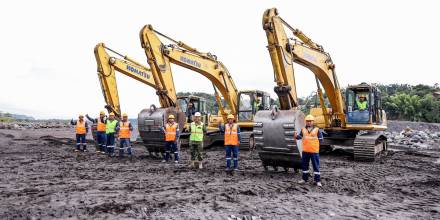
[188,112,206,169]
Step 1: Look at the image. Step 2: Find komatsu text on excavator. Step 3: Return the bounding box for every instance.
[254,8,388,171]
[94,43,208,155]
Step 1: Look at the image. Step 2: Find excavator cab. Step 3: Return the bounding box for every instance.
[237,90,271,121]
[176,95,207,124]
[345,83,384,125]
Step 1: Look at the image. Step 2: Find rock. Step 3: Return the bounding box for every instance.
[411,135,421,142]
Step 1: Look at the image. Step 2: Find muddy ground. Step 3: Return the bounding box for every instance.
[1,128,440,220]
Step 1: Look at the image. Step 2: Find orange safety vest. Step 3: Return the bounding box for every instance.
[224,123,239,146]
[301,127,320,153]
[97,118,106,132]
[75,120,86,134]
[119,121,131,139]
[165,123,178,141]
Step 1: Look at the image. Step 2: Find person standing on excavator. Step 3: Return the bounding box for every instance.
[105,112,118,157]
[70,114,89,152]
[186,102,196,123]
[188,112,206,169]
[161,115,180,163]
[294,115,324,187]
[219,114,241,171]
[86,111,107,154]
[115,113,133,158]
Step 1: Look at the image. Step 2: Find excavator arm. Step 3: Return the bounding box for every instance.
[94,43,177,117]
[262,8,345,127]
[140,25,239,122]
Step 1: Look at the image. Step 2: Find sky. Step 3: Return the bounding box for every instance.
[0,0,439,119]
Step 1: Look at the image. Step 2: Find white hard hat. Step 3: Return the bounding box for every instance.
[194,112,201,117]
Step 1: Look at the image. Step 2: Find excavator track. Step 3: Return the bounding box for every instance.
[353,132,387,161]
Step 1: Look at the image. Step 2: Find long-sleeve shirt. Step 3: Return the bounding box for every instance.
[115,121,133,132]
[161,123,180,138]
[219,123,241,143]
[70,120,89,133]
[85,115,107,124]
[295,126,324,145]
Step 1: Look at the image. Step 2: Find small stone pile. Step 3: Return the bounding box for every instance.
[386,126,440,150]
[0,121,70,130]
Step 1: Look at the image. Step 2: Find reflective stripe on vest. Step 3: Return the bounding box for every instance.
[356,100,367,110]
[119,122,131,139]
[190,122,203,142]
[165,123,178,141]
[224,123,239,146]
[97,118,106,132]
[106,120,118,134]
[302,127,320,153]
[75,120,86,134]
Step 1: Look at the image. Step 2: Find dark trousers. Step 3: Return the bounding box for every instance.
[301,152,320,182]
[96,131,106,152]
[119,138,132,158]
[75,134,86,151]
[106,133,115,156]
[164,141,179,161]
[225,145,239,169]
[190,141,203,161]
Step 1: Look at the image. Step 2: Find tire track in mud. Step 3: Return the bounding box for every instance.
[1,130,440,219]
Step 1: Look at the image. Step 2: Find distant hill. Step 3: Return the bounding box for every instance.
[0,111,35,121]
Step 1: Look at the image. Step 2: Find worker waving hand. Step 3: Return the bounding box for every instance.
[294,115,324,187]
[70,114,89,152]
[86,111,107,154]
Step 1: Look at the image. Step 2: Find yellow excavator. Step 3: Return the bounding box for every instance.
[94,43,209,154]
[139,25,271,149]
[254,8,388,170]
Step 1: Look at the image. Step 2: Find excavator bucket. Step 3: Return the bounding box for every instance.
[138,106,185,156]
[253,109,305,170]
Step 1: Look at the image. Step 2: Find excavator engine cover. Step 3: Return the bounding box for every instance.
[254,109,305,170]
[138,106,185,155]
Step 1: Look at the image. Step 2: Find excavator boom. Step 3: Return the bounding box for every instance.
[140,25,239,122]
[139,25,271,149]
[255,8,388,170]
[94,43,169,117]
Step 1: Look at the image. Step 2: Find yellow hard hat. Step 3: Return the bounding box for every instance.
[305,114,315,121]
[100,110,105,115]
[79,114,84,118]
[168,115,175,119]
[359,94,366,98]
[122,113,128,117]
[109,112,115,116]
[227,114,235,119]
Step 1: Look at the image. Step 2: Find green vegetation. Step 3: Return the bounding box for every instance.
[378,84,440,123]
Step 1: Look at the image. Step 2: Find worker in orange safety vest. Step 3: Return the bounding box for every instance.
[219,114,241,171]
[70,114,89,152]
[161,114,180,163]
[294,115,324,187]
[115,113,133,158]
